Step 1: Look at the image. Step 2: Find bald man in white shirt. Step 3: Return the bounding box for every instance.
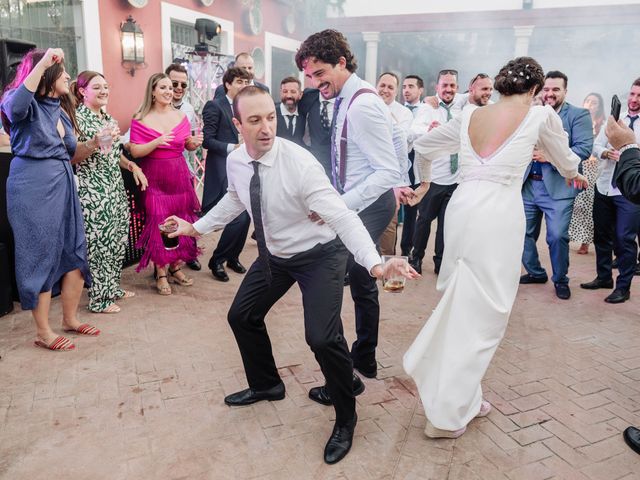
[167,86,417,465]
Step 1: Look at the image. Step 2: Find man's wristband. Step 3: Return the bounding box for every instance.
[619,143,639,155]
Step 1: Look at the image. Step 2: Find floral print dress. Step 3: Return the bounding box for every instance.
[75,104,130,312]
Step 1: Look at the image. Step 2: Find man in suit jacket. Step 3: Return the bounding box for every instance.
[275,76,305,145]
[214,52,269,101]
[202,66,252,282]
[298,87,333,179]
[602,117,640,455]
[520,70,593,300]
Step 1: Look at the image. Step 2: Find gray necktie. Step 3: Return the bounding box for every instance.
[440,101,458,174]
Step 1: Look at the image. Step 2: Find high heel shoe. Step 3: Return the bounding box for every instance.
[168,267,194,286]
[154,266,172,295]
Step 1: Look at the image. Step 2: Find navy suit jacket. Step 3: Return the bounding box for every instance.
[275,103,305,145]
[298,88,332,179]
[213,81,269,101]
[524,102,593,200]
[616,147,640,205]
[201,97,238,212]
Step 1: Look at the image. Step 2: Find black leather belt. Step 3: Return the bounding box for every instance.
[529,174,543,181]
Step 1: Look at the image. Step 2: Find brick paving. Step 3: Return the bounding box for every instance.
[1,229,639,480]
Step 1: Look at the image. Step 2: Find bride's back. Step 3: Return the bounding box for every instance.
[467,102,532,160]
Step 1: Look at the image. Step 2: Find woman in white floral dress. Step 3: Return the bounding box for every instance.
[71,71,147,313]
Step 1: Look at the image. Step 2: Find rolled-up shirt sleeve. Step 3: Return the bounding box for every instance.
[301,162,382,274]
[538,107,580,179]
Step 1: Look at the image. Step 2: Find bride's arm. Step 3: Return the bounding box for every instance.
[413,114,463,183]
[537,107,580,180]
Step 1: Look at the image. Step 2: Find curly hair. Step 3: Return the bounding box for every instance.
[295,29,357,73]
[494,57,544,97]
[222,66,253,93]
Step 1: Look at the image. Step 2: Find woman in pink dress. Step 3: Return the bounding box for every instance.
[129,73,203,295]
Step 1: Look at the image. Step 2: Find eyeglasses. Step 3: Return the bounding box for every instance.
[172,81,188,89]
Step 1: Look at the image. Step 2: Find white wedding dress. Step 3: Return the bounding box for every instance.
[403,105,580,431]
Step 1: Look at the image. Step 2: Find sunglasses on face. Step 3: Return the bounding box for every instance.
[172,81,188,89]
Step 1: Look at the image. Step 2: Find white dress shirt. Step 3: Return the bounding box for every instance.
[279,102,299,133]
[334,73,403,212]
[409,97,460,185]
[593,112,640,196]
[193,137,383,273]
[388,101,413,186]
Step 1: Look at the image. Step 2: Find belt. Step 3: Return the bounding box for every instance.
[528,174,543,181]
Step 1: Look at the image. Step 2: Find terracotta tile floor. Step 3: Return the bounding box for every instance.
[1,229,639,480]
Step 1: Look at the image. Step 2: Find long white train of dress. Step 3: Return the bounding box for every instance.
[403,105,581,431]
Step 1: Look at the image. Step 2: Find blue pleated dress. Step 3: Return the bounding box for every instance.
[2,84,91,310]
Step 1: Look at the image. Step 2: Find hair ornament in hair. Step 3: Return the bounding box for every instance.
[508,70,512,75]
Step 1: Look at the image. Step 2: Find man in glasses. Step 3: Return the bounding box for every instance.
[166,63,201,271]
[408,69,460,275]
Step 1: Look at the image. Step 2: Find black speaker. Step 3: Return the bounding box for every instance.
[0,38,37,92]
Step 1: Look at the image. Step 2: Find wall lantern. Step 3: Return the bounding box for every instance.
[120,15,146,76]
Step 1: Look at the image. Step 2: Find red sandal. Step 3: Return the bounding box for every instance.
[34,336,75,351]
[63,323,101,336]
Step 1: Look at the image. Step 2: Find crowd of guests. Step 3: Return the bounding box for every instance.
[2,32,640,464]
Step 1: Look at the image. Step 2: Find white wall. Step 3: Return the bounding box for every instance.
[334,0,640,17]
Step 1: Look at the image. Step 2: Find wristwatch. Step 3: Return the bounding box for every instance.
[619,143,639,155]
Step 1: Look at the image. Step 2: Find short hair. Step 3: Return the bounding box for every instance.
[377,72,399,86]
[295,29,357,73]
[165,63,187,76]
[545,70,568,89]
[222,66,253,93]
[235,52,252,62]
[633,77,640,88]
[469,73,490,89]
[233,85,272,122]
[280,76,301,88]
[403,74,424,89]
[495,57,545,97]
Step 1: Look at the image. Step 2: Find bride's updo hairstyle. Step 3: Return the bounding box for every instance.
[494,57,544,96]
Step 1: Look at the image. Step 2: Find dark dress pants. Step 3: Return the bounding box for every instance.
[593,188,640,291]
[347,189,396,371]
[410,183,457,270]
[400,199,418,257]
[208,211,251,268]
[227,239,355,425]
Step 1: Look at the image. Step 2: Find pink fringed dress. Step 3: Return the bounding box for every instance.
[130,116,201,271]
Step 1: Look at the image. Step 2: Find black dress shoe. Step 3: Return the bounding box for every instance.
[554,283,571,300]
[623,426,640,455]
[580,278,614,290]
[224,382,285,406]
[227,259,247,274]
[353,362,377,379]
[211,263,229,282]
[324,413,357,464]
[409,257,422,275]
[186,260,201,271]
[519,273,548,284]
[308,374,365,406]
[604,289,630,304]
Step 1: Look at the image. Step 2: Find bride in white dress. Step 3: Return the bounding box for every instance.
[403,57,589,438]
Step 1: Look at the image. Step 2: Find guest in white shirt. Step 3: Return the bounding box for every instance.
[376,71,413,254]
[296,28,404,382]
[166,86,418,465]
[580,78,640,304]
[423,72,494,114]
[275,76,304,145]
[401,74,426,256]
[408,69,460,275]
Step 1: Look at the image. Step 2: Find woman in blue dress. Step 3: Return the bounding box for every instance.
[1,48,103,350]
